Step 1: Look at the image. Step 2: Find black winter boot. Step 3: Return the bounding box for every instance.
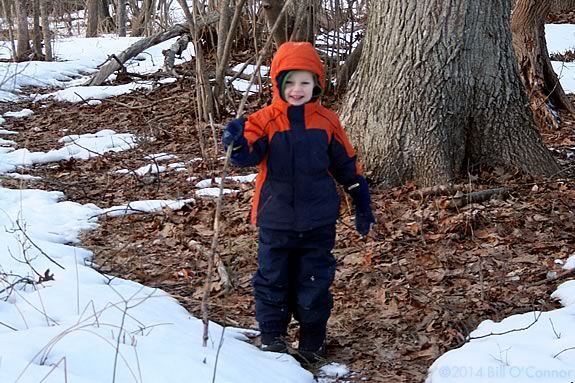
[260,336,288,353]
[295,342,326,365]
[296,322,327,365]
[259,321,289,353]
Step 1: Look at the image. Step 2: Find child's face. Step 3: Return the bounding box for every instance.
[283,71,315,106]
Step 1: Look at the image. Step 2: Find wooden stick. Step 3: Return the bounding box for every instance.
[201,0,296,348]
[528,268,575,287]
[441,188,511,209]
[409,184,470,199]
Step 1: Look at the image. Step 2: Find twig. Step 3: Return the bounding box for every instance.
[186,240,231,290]
[0,320,18,331]
[553,346,575,359]
[112,301,130,383]
[15,219,65,270]
[528,267,575,286]
[549,318,561,339]
[467,312,542,342]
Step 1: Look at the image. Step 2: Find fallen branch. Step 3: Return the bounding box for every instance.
[162,33,191,74]
[85,11,220,86]
[440,188,511,209]
[528,267,575,287]
[409,184,470,199]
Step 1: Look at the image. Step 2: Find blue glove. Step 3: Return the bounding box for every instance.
[346,176,375,236]
[222,118,246,150]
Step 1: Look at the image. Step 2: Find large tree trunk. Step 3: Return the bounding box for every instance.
[550,0,575,12]
[341,0,559,187]
[512,0,575,131]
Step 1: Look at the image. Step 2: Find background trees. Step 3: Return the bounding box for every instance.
[0,0,570,188]
[512,0,575,130]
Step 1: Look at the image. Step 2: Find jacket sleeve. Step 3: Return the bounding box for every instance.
[328,120,361,187]
[230,116,268,167]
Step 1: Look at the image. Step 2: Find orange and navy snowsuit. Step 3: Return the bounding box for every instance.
[229,42,362,345]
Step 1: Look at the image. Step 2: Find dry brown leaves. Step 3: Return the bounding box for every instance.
[1,78,574,383]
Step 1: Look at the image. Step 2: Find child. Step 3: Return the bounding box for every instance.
[222,42,374,363]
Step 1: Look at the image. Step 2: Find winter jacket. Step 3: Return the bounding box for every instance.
[231,42,361,231]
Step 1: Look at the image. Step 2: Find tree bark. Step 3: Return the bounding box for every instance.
[214,0,246,105]
[289,0,317,43]
[262,0,288,46]
[162,33,190,73]
[117,0,127,36]
[336,39,363,94]
[15,0,30,61]
[98,0,116,33]
[1,0,17,61]
[31,0,43,59]
[550,0,575,12]
[341,0,559,188]
[512,0,574,131]
[40,0,52,61]
[131,0,154,36]
[86,0,99,37]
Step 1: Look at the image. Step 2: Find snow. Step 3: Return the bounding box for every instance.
[0,29,318,383]
[546,24,575,93]
[562,254,575,270]
[0,15,572,383]
[424,25,575,383]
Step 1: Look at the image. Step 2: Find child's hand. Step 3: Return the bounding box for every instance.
[355,210,375,236]
[346,176,375,236]
[222,118,245,149]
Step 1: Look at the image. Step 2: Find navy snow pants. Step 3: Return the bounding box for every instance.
[253,224,337,341]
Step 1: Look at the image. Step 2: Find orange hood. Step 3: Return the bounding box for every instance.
[270,42,325,103]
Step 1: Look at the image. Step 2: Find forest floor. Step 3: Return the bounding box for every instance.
[2,18,575,381]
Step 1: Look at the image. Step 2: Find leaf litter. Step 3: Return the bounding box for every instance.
[1,79,574,383]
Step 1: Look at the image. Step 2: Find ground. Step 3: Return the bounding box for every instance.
[1,56,575,382]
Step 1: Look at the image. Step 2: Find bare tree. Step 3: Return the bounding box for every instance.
[131,0,155,36]
[117,0,127,36]
[1,0,17,61]
[40,0,52,61]
[86,0,99,37]
[511,0,575,131]
[213,0,247,106]
[341,0,559,187]
[31,0,43,59]
[262,0,289,45]
[99,0,116,33]
[15,0,31,61]
[290,0,318,42]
